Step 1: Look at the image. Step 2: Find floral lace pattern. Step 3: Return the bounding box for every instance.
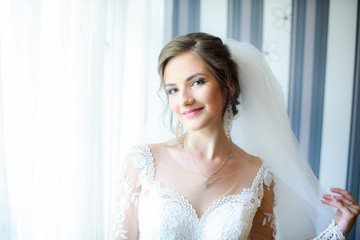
[112,161,140,239]
[131,144,273,240]
[313,221,345,240]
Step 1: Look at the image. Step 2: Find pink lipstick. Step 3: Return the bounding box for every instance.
[182,108,203,118]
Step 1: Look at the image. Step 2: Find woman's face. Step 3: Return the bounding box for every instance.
[163,52,225,132]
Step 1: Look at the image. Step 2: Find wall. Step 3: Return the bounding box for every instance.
[319,0,358,190]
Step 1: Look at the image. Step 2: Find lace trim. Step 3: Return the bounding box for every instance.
[271,182,278,238]
[264,168,273,189]
[129,145,155,187]
[132,144,273,221]
[156,187,198,219]
[313,220,345,240]
[202,193,260,220]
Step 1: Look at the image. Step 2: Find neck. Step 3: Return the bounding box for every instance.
[185,129,232,161]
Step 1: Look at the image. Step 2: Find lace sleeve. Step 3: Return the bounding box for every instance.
[112,151,142,240]
[249,169,276,239]
[311,221,345,240]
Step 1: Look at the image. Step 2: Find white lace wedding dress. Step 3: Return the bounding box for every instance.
[112,145,345,240]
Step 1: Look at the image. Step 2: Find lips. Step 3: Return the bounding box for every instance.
[182,107,204,118]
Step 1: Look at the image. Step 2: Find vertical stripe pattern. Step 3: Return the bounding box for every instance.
[227,0,263,49]
[346,2,360,239]
[288,0,329,177]
[307,0,329,178]
[172,0,200,37]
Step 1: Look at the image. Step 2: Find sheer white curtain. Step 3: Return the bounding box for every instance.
[0,0,170,239]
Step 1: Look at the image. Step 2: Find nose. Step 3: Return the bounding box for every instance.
[180,88,194,106]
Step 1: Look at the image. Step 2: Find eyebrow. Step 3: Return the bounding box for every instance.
[165,73,207,87]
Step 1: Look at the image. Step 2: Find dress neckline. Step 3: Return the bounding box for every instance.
[139,144,267,221]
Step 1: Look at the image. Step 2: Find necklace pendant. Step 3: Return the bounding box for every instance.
[204,177,209,189]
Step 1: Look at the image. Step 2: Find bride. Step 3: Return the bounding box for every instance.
[112,33,359,239]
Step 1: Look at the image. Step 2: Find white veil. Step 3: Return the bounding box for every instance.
[224,39,335,239]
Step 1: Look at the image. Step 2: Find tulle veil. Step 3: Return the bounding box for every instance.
[225,39,335,239]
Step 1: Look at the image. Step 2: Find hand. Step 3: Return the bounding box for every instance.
[321,187,360,237]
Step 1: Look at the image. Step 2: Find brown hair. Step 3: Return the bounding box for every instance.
[158,32,241,127]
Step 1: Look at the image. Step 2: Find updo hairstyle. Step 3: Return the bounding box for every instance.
[158,32,241,117]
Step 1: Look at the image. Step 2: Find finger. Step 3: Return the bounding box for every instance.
[323,194,354,205]
[330,195,358,214]
[321,195,352,215]
[320,198,337,208]
[330,188,356,201]
[322,195,360,217]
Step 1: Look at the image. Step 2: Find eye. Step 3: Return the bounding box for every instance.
[191,79,205,87]
[166,88,178,95]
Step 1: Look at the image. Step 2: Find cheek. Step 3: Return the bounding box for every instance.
[168,97,180,114]
[203,87,225,110]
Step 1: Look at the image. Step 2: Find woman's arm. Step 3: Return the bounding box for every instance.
[112,153,142,240]
[249,181,276,239]
[310,188,359,239]
[319,188,360,238]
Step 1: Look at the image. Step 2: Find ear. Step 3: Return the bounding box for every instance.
[229,81,236,97]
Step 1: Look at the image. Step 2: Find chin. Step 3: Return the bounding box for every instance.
[185,117,222,131]
[184,122,211,132]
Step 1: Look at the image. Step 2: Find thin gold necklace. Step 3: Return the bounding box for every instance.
[185,138,232,189]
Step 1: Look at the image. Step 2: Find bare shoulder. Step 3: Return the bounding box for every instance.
[232,144,263,173]
[148,139,178,162]
[148,139,176,152]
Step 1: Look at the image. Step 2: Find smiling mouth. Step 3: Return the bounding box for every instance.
[182,107,204,118]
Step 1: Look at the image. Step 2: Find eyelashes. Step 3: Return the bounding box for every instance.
[191,79,205,87]
[166,79,206,95]
[166,88,178,95]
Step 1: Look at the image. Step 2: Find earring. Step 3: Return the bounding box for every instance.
[224,103,233,138]
[175,120,184,148]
